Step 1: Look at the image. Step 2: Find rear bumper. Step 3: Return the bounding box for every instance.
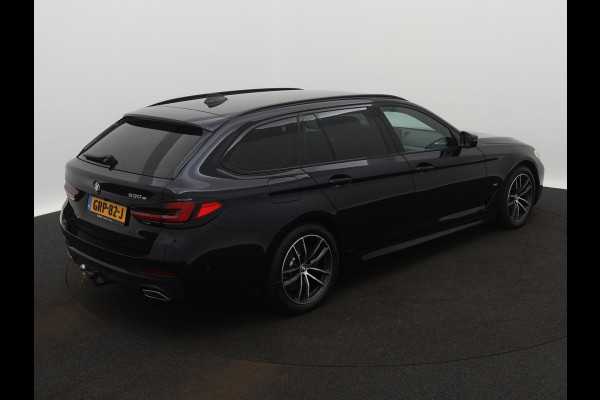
[65,241,186,301]
[60,198,187,300]
[60,200,274,301]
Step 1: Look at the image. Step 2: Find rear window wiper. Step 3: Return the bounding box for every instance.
[83,153,118,170]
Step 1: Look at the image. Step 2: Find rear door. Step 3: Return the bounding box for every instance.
[299,106,414,251]
[376,105,490,233]
[64,118,208,254]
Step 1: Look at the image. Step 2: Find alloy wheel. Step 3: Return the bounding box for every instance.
[507,173,533,223]
[281,234,333,305]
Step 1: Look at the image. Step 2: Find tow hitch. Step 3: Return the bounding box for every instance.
[80,264,112,287]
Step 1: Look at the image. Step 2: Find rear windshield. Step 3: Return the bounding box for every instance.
[80,118,203,178]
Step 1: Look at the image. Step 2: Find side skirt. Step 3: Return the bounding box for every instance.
[361,220,484,261]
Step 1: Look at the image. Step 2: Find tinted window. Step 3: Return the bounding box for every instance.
[223,117,298,173]
[315,108,389,162]
[380,107,457,152]
[80,118,203,178]
[300,114,335,165]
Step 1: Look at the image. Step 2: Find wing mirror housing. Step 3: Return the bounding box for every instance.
[460,131,478,148]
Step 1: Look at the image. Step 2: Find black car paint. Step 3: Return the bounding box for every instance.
[60,89,544,301]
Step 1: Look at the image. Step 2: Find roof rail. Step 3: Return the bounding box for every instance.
[234,93,407,118]
[149,88,302,107]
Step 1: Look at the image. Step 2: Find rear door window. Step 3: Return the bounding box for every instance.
[80,118,204,178]
[300,107,392,164]
[223,117,298,173]
[300,114,336,165]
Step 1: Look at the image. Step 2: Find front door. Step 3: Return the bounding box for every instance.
[377,105,491,234]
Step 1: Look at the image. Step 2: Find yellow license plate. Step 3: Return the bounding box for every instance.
[87,195,127,223]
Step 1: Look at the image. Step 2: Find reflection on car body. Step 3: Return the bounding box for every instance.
[60,88,544,313]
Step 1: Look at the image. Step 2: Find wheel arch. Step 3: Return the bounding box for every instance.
[512,159,541,204]
[260,211,350,286]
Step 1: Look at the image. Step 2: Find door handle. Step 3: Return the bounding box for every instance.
[416,163,434,173]
[329,175,353,186]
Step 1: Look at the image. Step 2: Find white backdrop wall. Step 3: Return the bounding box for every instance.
[34,0,567,216]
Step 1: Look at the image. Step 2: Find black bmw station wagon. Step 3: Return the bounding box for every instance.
[61,88,544,313]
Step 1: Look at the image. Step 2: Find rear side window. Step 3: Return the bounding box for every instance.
[300,114,336,165]
[223,117,298,173]
[80,118,203,178]
[308,107,390,163]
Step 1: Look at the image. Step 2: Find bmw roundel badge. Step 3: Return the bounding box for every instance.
[93,181,101,194]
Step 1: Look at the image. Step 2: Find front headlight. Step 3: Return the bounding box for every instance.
[534,149,541,161]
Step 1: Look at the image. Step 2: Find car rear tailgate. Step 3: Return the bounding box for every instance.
[64,158,172,255]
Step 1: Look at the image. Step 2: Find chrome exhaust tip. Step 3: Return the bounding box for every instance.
[79,264,86,271]
[141,288,172,302]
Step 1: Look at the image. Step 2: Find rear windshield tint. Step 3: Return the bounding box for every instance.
[80,118,203,178]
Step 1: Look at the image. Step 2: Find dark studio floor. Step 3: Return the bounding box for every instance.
[34,188,567,399]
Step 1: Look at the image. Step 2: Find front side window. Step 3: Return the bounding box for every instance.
[223,117,298,173]
[302,107,389,164]
[379,106,457,152]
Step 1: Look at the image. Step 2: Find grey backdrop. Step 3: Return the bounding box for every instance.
[34,0,567,216]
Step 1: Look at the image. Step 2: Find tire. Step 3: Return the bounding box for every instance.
[263,223,339,314]
[496,165,536,229]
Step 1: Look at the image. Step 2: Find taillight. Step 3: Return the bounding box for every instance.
[197,202,222,218]
[131,201,195,223]
[64,181,81,200]
[131,201,223,224]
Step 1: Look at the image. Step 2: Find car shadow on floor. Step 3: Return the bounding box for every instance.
[66,218,499,330]
[60,205,566,367]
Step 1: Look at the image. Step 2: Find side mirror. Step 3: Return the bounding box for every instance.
[460,131,478,148]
